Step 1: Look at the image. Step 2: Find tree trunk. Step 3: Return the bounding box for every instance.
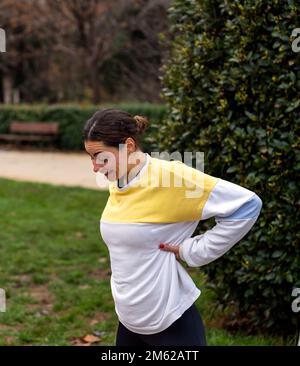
[3,73,13,104]
[92,73,101,104]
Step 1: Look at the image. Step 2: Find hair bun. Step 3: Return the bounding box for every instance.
[134,115,148,135]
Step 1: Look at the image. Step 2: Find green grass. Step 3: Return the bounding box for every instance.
[0,178,292,345]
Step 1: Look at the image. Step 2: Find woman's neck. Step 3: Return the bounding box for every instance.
[118,151,147,188]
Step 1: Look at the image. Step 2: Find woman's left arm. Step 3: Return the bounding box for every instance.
[161,178,262,267]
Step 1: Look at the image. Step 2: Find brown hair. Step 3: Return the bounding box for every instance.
[83,108,148,149]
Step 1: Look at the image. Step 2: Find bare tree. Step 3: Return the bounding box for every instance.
[0,0,172,103]
[0,0,49,103]
[42,0,134,103]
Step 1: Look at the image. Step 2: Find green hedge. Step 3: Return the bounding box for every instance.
[0,103,166,151]
[157,0,300,337]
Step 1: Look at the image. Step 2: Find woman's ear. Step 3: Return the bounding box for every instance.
[125,137,137,153]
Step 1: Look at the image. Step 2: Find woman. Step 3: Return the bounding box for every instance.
[83,108,262,346]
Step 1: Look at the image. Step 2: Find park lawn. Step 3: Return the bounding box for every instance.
[0,178,291,346]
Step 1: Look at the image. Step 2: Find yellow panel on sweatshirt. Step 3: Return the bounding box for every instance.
[101,157,219,223]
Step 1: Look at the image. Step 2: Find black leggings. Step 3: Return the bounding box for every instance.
[115,303,206,346]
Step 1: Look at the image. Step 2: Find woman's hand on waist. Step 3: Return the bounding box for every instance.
[159,243,181,261]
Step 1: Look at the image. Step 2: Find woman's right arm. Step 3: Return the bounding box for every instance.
[179,178,262,267]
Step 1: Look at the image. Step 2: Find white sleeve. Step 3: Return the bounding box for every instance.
[179,179,262,267]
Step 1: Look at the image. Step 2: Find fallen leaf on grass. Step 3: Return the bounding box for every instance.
[89,319,99,326]
[70,334,101,346]
[82,334,101,344]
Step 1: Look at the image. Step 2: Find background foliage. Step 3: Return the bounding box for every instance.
[156,0,300,337]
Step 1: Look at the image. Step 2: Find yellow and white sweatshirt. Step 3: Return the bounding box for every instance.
[100,153,262,334]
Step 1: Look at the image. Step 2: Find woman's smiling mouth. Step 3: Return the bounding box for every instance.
[104,170,114,178]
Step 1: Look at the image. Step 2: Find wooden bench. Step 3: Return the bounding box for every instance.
[0,121,59,143]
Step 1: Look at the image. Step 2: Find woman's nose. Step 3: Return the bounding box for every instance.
[92,159,101,173]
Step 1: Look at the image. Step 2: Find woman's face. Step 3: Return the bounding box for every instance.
[84,139,138,181]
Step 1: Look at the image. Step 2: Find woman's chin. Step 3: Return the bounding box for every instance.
[106,172,117,181]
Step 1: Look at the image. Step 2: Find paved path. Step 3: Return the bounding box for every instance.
[0,149,109,190]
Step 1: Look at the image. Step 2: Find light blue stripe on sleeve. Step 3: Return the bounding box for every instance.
[220,194,262,220]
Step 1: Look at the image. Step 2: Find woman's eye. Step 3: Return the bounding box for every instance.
[96,157,108,164]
